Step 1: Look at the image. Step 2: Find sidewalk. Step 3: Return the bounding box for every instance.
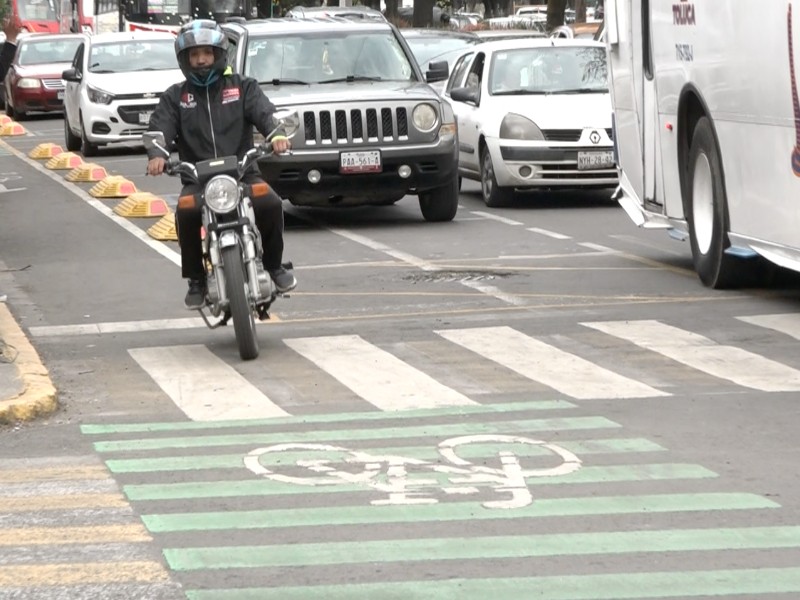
[0,300,57,424]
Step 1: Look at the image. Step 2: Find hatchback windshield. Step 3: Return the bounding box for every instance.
[403,34,480,67]
[489,46,607,95]
[245,31,415,84]
[89,39,178,73]
[18,38,82,65]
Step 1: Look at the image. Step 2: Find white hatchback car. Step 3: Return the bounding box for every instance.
[444,38,617,206]
[62,32,184,156]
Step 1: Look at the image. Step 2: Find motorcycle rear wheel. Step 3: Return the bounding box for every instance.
[222,246,259,360]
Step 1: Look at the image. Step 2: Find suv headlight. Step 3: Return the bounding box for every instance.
[500,113,545,141]
[17,77,40,88]
[204,175,240,213]
[87,85,114,104]
[412,103,437,132]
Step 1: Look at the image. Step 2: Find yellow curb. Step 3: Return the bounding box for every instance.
[0,303,57,424]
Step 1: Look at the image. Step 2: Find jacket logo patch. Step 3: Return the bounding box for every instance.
[222,87,240,104]
[181,92,196,109]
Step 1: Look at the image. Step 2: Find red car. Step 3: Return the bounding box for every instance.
[4,33,83,119]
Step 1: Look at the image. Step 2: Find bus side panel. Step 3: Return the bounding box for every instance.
[607,0,646,207]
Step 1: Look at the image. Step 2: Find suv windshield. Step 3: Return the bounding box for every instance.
[89,39,178,73]
[245,31,415,85]
[489,46,607,95]
[18,38,82,65]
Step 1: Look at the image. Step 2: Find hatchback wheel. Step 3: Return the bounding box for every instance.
[80,115,98,157]
[64,114,81,152]
[480,146,513,208]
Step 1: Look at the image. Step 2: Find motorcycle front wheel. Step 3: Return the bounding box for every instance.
[222,245,259,360]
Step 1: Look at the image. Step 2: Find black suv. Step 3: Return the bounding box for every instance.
[222,18,460,222]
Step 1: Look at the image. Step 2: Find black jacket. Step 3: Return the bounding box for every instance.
[0,41,16,83]
[147,69,277,171]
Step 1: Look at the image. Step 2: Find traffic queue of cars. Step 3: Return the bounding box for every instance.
[0,15,616,213]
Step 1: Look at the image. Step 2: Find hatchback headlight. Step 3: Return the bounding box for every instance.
[204,175,240,213]
[87,85,114,104]
[17,77,40,88]
[412,103,437,132]
[500,113,545,141]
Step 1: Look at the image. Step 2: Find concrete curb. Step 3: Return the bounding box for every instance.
[0,302,57,424]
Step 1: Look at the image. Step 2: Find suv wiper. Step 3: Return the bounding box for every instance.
[493,89,547,95]
[89,69,115,74]
[260,78,310,85]
[318,75,382,84]
[558,88,605,94]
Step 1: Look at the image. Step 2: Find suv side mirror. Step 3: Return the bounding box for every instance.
[62,68,80,82]
[426,60,449,83]
[449,86,478,104]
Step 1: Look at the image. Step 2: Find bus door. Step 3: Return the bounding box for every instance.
[606,0,658,207]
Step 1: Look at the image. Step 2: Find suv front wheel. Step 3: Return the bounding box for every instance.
[418,176,459,222]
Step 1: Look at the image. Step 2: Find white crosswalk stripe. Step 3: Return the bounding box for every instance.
[583,319,800,392]
[128,345,289,421]
[129,315,800,420]
[436,326,668,400]
[284,334,477,411]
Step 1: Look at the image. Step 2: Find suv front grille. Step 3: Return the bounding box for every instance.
[303,107,409,144]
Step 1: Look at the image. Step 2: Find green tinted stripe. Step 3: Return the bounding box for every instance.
[142,493,777,532]
[125,463,716,501]
[183,567,800,600]
[93,416,618,452]
[81,400,576,435]
[106,438,666,474]
[166,525,800,570]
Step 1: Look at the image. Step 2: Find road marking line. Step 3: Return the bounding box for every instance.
[0,524,151,546]
[0,465,109,483]
[164,525,800,569]
[141,492,778,532]
[92,416,619,452]
[128,345,289,421]
[284,334,476,410]
[0,561,169,586]
[583,319,800,391]
[437,326,668,399]
[527,227,572,239]
[0,493,128,512]
[578,242,617,252]
[470,211,524,225]
[737,313,800,340]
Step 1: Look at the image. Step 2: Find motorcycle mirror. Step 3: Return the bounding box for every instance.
[142,131,170,158]
[272,109,300,140]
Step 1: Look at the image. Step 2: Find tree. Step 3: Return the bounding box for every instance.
[546,0,567,30]
[412,0,435,26]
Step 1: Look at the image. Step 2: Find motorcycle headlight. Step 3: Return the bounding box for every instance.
[412,103,438,132]
[87,85,114,104]
[17,77,40,89]
[499,113,545,141]
[204,175,240,213]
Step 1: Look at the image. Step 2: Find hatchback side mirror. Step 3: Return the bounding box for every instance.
[62,68,80,82]
[450,86,479,104]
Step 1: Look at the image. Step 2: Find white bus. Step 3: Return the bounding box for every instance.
[606,0,800,288]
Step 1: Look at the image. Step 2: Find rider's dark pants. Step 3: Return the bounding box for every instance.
[176,174,285,281]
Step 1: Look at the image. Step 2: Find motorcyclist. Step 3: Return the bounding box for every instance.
[146,20,296,309]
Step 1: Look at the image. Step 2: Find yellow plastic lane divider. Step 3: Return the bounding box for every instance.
[65,162,108,182]
[45,152,84,170]
[88,175,137,198]
[147,212,178,241]
[28,143,63,159]
[0,121,26,136]
[114,192,170,218]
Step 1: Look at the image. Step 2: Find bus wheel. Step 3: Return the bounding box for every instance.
[687,116,738,289]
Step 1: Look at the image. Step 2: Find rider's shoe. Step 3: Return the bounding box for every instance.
[184,278,206,309]
[269,266,297,293]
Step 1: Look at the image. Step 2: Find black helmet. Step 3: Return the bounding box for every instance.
[175,20,229,87]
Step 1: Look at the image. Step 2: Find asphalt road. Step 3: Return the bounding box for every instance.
[2,113,800,599]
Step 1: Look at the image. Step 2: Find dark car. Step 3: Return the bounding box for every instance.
[222,18,460,222]
[4,33,83,119]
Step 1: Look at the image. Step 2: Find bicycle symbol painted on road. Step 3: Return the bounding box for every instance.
[244,434,582,509]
